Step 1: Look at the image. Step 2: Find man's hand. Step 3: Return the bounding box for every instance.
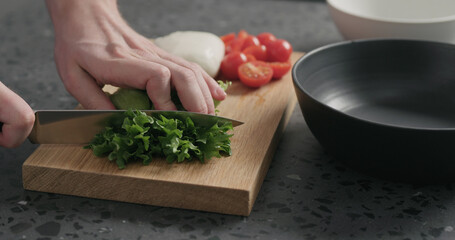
[0,82,35,148]
[45,0,226,114]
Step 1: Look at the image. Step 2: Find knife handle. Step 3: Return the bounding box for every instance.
[0,122,2,132]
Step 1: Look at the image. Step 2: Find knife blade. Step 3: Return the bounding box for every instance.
[28,110,243,144]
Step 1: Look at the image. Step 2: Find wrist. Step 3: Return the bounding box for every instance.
[45,0,122,32]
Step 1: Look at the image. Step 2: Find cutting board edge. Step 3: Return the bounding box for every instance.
[22,164,252,216]
[22,160,257,192]
[248,93,297,209]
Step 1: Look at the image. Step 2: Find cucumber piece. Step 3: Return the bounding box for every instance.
[110,88,151,110]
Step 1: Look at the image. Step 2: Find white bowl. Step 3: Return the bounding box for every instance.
[327,0,455,44]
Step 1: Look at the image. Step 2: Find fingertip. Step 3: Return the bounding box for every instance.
[206,101,215,115]
[204,76,227,101]
[102,99,117,110]
[152,99,177,111]
[215,87,227,100]
[207,107,216,115]
[181,98,210,114]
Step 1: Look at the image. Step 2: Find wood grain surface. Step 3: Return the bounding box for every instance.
[22,52,304,216]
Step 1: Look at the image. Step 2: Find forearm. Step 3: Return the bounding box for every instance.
[45,0,119,20]
[45,0,126,40]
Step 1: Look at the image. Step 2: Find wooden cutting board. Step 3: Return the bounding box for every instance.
[22,52,304,216]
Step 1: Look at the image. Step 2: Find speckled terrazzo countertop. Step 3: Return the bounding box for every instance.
[1,0,455,239]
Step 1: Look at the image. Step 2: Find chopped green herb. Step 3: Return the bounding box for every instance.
[85,109,233,169]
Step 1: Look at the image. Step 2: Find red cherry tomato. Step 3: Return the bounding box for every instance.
[238,29,249,39]
[225,37,245,54]
[241,36,260,50]
[242,45,267,61]
[245,54,256,62]
[267,61,292,79]
[256,32,277,47]
[221,52,248,79]
[220,32,235,45]
[267,39,293,62]
[238,61,273,88]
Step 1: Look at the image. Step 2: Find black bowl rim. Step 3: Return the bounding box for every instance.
[292,38,455,132]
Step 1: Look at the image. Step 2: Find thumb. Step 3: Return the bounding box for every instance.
[62,65,115,110]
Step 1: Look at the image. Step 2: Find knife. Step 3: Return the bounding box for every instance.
[27,110,243,144]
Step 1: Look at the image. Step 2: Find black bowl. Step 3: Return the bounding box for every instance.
[292,39,455,183]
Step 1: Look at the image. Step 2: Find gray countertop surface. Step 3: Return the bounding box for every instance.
[1,0,454,239]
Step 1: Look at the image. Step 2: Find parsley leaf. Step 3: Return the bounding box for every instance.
[85,109,233,169]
